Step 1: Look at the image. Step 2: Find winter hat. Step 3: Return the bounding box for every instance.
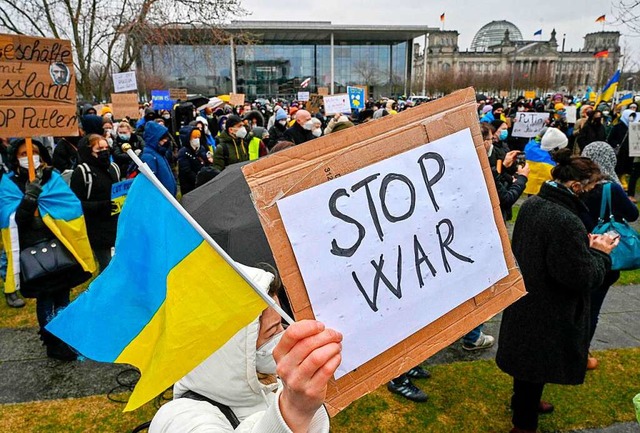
[554,103,565,112]
[582,141,621,185]
[540,127,568,151]
[275,110,287,121]
[289,106,299,117]
[481,105,493,114]
[225,115,243,132]
[190,129,201,139]
[100,106,113,116]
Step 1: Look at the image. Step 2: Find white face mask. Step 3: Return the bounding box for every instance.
[303,120,314,130]
[278,120,287,126]
[235,126,247,139]
[312,128,322,137]
[190,139,200,150]
[19,155,40,170]
[106,137,113,148]
[255,331,283,375]
[163,114,171,119]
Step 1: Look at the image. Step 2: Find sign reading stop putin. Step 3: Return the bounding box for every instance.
[0,34,78,136]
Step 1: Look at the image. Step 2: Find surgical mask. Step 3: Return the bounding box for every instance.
[499,130,508,141]
[119,133,130,142]
[235,126,247,139]
[303,120,314,130]
[104,129,113,136]
[312,128,322,137]
[163,114,170,120]
[255,331,283,374]
[190,139,200,149]
[278,120,287,126]
[18,155,40,170]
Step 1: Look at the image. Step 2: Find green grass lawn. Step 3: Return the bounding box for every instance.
[1,348,638,433]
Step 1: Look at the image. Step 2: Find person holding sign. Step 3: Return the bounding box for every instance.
[70,134,120,272]
[149,266,341,433]
[0,139,93,360]
[497,149,617,433]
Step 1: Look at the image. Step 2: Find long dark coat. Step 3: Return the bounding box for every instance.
[496,181,611,385]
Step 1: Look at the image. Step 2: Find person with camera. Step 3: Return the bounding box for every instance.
[461,123,529,352]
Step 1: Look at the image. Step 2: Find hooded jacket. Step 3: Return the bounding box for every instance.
[213,131,249,171]
[149,265,330,433]
[141,122,177,196]
[177,125,211,196]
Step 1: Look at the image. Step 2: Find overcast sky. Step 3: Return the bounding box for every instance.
[239,0,638,65]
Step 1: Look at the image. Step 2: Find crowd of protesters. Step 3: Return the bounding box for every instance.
[1,88,638,432]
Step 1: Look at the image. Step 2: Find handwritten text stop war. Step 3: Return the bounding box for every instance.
[328,151,474,312]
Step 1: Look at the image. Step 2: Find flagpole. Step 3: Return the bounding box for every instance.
[123,145,296,325]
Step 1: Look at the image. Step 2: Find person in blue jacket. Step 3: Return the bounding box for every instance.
[141,121,177,196]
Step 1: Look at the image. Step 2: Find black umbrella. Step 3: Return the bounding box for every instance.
[181,161,275,268]
[186,94,210,109]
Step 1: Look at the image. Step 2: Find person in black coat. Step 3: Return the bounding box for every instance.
[610,109,636,177]
[580,142,639,370]
[70,134,120,272]
[6,139,83,361]
[112,120,144,178]
[283,109,314,145]
[267,110,288,150]
[52,136,81,174]
[496,148,616,433]
[177,127,212,196]
[575,110,606,153]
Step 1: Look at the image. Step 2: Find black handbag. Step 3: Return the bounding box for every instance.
[19,238,90,297]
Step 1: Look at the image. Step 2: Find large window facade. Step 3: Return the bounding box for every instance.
[142,41,409,100]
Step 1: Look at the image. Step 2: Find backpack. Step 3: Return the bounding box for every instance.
[76,162,120,200]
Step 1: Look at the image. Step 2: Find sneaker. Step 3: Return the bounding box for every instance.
[462,332,495,351]
[5,292,25,308]
[406,366,431,379]
[387,377,428,402]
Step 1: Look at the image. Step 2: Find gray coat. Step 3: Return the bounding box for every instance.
[496,181,611,385]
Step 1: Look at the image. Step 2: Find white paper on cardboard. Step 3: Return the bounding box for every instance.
[277,128,509,378]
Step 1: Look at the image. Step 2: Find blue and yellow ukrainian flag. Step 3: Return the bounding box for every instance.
[524,139,556,195]
[0,172,96,294]
[595,70,621,106]
[617,92,634,110]
[46,174,267,411]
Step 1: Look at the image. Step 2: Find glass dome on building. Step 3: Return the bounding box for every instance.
[470,20,523,51]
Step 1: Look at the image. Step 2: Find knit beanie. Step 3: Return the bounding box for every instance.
[190,129,201,139]
[540,127,568,151]
[275,110,287,121]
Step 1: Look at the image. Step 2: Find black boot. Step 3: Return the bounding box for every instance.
[41,329,77,361]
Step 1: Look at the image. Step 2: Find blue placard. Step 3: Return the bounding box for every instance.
[347,86,365,111]
[151,90,175,111]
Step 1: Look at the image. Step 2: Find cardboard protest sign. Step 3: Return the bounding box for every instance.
[113,71,137,93]
[347,86,365,110]
[243,87,526,415]
[317,86,329,96]
[151,90,175,111]
[229,93,245,107]
[169,88,188,101]
[305,94,323,115]
[0,33,78,136]
[297,91,310,102]
[111,179,134,215]
[111,93,139,120]
[324,93,351,115]
[629,122,640,157]
[512,112,550,138]
[565,106,577,124]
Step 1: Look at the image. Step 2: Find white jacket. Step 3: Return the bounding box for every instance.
[149,265,330,433]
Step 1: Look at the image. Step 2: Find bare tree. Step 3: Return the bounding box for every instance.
[353,60,383,88]
[0,0,245,101]
[614,1,640,34]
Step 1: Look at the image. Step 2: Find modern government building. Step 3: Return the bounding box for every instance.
[140,20,621,100]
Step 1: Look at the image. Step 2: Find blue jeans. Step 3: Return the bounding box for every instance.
[463,324,483,345]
